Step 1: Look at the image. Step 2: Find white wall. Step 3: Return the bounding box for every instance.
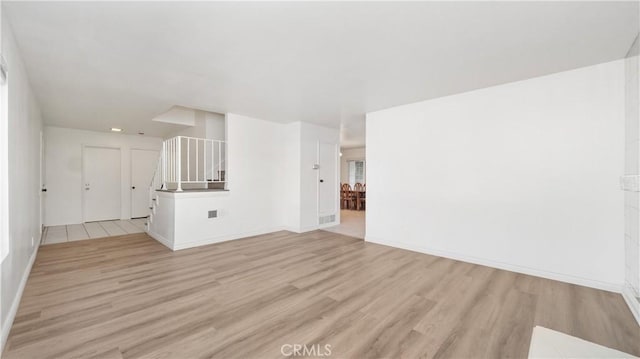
[340,147,365,184]
[148,115,341,248]
[171,110,205,138]
[205,112,225,141]
[299,122,340,230]
[282,122,302,231]
[152,105,196,126]
[279,121,341,232]
[44,126,163,225]
[623,34,640,324]
[1,15,44,350]
[225,113,286,234]
[170,110,225,141]
[149,113,287,248]
[366,60,625,291]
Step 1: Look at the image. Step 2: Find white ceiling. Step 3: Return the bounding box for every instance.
[4,1,639,146]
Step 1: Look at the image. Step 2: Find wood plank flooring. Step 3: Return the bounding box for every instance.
[3,230,639,358]
[323,210,365,239]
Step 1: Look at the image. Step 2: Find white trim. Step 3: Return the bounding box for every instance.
[156,190,230,199]
[0,61,8,263]
[365,236,623,293]
[318,221,338,229]
[283,226,303,233]
[1,244,39,353]
[622,285,640,327]
[284,224,320,234]
[172,227,286,251]
[146,229,173,250]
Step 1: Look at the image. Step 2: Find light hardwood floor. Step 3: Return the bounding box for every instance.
[3,231,639,358]
[323,210,365,239]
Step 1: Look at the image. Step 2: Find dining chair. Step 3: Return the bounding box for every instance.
[353,182,365,211]
[340,183,351,209]
[341,183,354,210]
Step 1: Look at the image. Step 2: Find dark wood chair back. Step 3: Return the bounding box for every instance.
[340,183,354,210]
[353,183,365,210]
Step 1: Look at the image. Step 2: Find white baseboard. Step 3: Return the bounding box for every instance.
[283,225,321,234]
[283,226,302,233]
[172,227,287,251]
[146,229,173,250]
[365,236,623,293]
[318,221,338,230]
[1,245,39,353]
[622,285,640,326]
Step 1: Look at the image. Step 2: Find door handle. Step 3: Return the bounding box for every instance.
[320,179,324,183]
[132,186,136,189]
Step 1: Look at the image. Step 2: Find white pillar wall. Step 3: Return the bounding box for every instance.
[623,34,640,325]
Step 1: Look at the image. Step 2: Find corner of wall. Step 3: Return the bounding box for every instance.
[1,11,46,353]
[1,242,39,354]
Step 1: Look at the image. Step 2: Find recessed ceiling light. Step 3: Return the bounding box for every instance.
[111,128,123,132]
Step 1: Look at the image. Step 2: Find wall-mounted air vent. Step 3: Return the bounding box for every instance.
[208,210,218,219]
[319,214,336,225]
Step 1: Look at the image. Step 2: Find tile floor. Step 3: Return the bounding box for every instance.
[41,218,147,245]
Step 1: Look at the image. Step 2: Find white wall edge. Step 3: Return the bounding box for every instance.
[156,191,231,200]
[365,236,623,293]
[1,243,39,353]
[146,229,173,250]
[318,222,338,230]
[283,226,303,234]
[173,227,287,251]
[622,286,640,327]
[283,225,321,234]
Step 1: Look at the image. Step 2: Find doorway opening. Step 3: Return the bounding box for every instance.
[324,147,365,239]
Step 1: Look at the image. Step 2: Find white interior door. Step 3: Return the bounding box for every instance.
[318,142,338,218]
[83,146,121,222]
[131,149,159,218]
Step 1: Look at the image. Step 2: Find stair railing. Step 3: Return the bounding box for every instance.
[161,136,227,191]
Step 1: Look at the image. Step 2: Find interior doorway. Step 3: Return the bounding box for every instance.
[324,147,366,239]
[83,146,121,222]
[131,149,159,218]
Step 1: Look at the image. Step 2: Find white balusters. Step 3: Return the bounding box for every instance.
[158,136,226,190]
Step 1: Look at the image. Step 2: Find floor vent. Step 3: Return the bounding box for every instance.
[319,214,336,224]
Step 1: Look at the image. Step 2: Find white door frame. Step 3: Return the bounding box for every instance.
[81,144,122,223]
[129,148,160,218]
